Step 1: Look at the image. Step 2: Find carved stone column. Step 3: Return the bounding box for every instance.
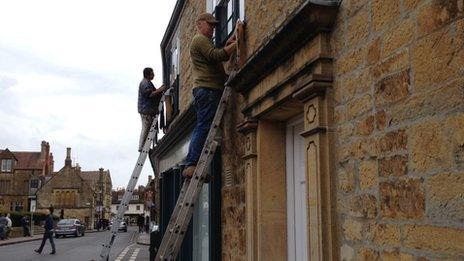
[293,81,337,260]
[237,118,258,261]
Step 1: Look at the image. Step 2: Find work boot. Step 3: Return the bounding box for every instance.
[182,166,196,178]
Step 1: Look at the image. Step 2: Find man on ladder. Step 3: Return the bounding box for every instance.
[99,12,237,261]
[182,12,236,179]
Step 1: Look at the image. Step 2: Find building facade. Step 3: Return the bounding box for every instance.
[36,148,112,229]
[111,186,149,225]
[0,141,54,212]
[80,168,113,220]
[151,0,464,260]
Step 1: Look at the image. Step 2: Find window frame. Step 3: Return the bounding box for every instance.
[1,159,13,172]
[160,28,181,132]
[208,0,244,47]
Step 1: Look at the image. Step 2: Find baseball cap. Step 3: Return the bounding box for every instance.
[197,12,219,24]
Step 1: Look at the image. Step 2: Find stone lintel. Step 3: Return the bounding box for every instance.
[301,126,327,137]
[293,80,332,103]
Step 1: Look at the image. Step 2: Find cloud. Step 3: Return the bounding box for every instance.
[0,75,17,90]
[0,0,176,188]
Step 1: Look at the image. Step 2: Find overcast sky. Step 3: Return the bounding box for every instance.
[0,0,177,188]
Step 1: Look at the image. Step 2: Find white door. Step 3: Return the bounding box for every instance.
[286,116,308,261]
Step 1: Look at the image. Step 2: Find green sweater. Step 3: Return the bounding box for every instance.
[190,34,229,90]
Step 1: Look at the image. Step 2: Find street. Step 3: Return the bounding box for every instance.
[0,227,149,261]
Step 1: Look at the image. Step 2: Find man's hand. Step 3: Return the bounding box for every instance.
[226,35,236,45]
[224,40,237,55]
[150,85,167,98]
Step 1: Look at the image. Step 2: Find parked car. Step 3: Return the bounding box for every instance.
[55,219,85,238]
[109,220,128,232]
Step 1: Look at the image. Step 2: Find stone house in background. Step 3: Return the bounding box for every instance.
[80,167,113,220]
[36,148,112,229]
[0,141,54,212]
[150,0,464,260]
[111,186,148,225]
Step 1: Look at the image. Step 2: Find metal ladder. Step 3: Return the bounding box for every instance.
[155,85,232,260]
[99,114,159,261]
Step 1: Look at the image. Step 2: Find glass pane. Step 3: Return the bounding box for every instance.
[227,20,233,34]
[227,0,233,19]
[239,0,245,20]
[192,167,211,261]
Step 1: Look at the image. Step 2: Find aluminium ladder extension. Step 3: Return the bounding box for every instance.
[155,84,232,260]
[99,114,159,261]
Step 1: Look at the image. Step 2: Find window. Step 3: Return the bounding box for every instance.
[136,205,140,211]
[30,179,40,189]
[0,180,10,193]
[207,0,245,46]
[1,159,12,172]
[161,29,181,130]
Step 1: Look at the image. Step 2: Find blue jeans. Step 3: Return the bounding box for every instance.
[185,87,222,166]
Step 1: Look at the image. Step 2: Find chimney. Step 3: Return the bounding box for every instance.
[65,147,72,167]
[50,153,54,174]
[99,168,104,182]
[40,141,49,159]
[148,175,152,183]
[75,163,81,171]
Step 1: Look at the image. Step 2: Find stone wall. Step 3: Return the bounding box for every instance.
[243,0,305,60]
[178,0,203,112]
[331,0,464,259]
[167,0,463,259]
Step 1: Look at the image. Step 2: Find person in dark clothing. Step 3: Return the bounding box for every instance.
[138,67,166,152]
[0,214,6,240]
[137,214,144,233]
[21,216,31,237]
[145,215,150,233]
[35,207,56,255]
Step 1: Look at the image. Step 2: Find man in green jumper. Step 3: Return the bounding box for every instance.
[182,13,236,178]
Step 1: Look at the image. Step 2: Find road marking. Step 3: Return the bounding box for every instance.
[129,248,140,261]
[114,243,135,261]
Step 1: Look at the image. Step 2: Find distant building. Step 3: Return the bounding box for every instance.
[80,167,112,221]
[111,186,147,225]
[36,148,112,229]
[0,141,53,212]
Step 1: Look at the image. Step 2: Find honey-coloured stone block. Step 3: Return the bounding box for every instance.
[403,224,464,254]
[426,172,464,222]
[374,69,410,107]
[378,155,408,177]
[409,119,453,173]
[380,179,425,219]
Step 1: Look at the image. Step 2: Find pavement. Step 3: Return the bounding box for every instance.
[0,226,149,261]
[136,232,150,246]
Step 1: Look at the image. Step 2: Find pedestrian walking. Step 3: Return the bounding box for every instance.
[21,215,31,237]
[145,215,150,233]
[5,213,12,239]
[34,207,56,255]
[0,214,7,240]
[137,214,144,233]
